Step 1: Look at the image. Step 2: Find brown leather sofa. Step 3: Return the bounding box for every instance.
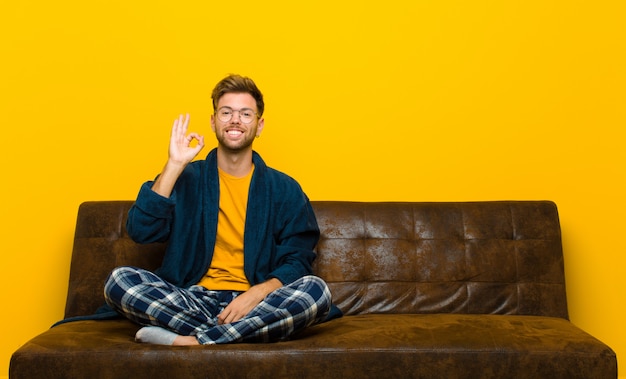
[10,201,617,378]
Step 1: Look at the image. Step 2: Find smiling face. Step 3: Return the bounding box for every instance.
[210,92,264,154]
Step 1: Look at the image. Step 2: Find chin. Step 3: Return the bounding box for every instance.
[219,141,254,154]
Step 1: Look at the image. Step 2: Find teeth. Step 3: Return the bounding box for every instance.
[227,130,243,135]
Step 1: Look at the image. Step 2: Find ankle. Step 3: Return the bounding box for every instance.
[172,335,200,346]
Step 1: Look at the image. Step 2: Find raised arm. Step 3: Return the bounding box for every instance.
[152,114,205,198]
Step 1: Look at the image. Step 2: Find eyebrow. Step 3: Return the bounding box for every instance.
[218,106,255,111]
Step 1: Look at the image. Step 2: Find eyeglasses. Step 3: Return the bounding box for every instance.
[216,107,259,124]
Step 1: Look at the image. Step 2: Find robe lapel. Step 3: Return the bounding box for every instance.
[200,149,220,284]
[243,152,270,285]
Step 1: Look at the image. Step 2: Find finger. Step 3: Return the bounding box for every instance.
[171,117,178,135]
[189,135,205,155]
[217,310,228,325]
[171,115,183,141]
[185,133,199,149]
[173,114,190,144]
[186,132,203,143]
[228,313,242,323]
[181,113,190,134]
[223,312,238,325]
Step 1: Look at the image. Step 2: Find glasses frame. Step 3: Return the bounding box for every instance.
[215,106,259,124]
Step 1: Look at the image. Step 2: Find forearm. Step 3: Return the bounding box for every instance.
[244,278,283,306]
[253,277,283,297]
[151,160,187,198]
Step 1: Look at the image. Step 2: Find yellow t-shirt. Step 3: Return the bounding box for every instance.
[197,165,254,291]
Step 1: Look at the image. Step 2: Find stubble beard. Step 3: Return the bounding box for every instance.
[216,131,256,154]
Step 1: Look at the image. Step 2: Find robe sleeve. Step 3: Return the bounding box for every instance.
[126,181,176,244]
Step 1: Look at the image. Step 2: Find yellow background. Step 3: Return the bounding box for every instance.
[1,1,624,377]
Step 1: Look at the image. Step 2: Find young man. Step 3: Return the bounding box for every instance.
[104,74,336,346]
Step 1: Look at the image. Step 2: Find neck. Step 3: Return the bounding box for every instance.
[216,147,254,177]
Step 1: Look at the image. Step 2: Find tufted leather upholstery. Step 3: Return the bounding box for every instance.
[313,201,568,318]
[10,201,617,378]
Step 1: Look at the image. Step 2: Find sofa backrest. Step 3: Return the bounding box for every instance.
[311,201,568,319]
[64,201,165,319]
[64,201,568,320]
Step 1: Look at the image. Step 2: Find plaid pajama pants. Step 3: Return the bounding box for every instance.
[103,266,332,345]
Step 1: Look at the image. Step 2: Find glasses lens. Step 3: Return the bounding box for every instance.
[239,109,256,124]
[218,108,233,123]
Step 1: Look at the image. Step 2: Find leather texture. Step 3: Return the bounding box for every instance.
[10,201,617,378]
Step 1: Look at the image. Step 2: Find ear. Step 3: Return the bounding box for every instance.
[210,114,217,133]
[256,117,265,137]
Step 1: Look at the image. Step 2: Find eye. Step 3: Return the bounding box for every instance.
[241,110,254,118]
[220,109,233,116]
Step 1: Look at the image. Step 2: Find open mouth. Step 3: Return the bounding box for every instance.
[226,129,244,137]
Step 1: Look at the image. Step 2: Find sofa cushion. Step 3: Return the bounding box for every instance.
[10,314,615,379]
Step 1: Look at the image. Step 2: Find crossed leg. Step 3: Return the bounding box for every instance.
[104,266,331,345]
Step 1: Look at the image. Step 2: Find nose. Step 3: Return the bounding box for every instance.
[230,110,242,123]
